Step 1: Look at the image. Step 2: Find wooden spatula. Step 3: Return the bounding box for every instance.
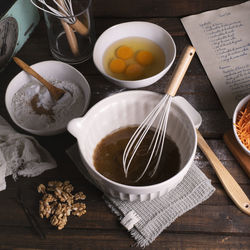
[197,129,250,216]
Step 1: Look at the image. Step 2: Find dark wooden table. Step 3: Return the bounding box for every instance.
[0,0,249,249]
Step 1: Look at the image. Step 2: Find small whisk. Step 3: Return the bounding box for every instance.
[123,46,196,182]
[31,0,88,35]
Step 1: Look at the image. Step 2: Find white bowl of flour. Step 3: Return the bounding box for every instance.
[5,60,91,136]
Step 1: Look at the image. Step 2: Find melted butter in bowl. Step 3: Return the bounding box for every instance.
[67,90,197,201]
[93,126,181,186]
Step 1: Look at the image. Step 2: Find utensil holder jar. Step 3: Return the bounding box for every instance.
[44,0,95,64]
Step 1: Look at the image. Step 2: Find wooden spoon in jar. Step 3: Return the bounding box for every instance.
[13,57,65,100]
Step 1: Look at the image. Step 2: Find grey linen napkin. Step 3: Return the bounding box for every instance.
[67,144,215,248]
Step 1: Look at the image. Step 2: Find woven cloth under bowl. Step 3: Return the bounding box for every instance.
[67,144,215,248]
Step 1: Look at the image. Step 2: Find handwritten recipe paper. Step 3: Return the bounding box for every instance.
[181,1,250,118]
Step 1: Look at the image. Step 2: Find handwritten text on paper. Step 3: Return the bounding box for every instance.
[181,1,250,117]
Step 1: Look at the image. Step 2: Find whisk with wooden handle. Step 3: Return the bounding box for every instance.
[123,45,196,182]
[31,0,88,35]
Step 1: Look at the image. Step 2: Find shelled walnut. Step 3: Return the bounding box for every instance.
[37,181,86,230]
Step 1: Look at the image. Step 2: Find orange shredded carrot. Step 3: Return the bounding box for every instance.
[235,100,250,150]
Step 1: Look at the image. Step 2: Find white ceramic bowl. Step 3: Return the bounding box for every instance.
[67,91,199,201]
[5,60,91,136]
[232,94,250,156]
[93,21,176,89]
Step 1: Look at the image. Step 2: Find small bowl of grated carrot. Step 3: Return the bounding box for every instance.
[232,94,250,156]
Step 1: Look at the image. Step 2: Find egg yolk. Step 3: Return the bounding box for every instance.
[136,50,153,65]
[116,46,134,60]
[109,58,126,73]
[125,63,144,79]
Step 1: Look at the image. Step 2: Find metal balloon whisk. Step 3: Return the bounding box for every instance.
[31,0,88,35]
[123,46,196,182]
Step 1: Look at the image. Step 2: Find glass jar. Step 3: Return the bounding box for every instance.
[44,0,95,64]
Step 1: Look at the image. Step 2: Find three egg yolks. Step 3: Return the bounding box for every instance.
[109,45,153,78]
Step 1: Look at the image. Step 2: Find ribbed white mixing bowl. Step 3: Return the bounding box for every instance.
[68,90,198,201]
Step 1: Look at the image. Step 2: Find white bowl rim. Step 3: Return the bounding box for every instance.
[232,94,250,155]
[93,21,176,85]
[5,60,91,135]
[75,90,197,190]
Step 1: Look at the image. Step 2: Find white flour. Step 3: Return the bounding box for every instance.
[11,80,85,131]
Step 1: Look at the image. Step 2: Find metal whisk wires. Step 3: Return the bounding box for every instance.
[31,0,89,36]
[122,46,196,183]
[31,0,76,24]
[123,95,172,182]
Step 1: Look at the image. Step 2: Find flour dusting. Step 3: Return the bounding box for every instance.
[11,80,85,130]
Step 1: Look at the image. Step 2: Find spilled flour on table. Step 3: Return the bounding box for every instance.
[11,80,85,130]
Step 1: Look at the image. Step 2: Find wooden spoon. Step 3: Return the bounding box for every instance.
[197,129,250,216]
[13,57,65,100]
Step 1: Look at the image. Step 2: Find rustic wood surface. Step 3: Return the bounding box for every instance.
[0,0,249,249]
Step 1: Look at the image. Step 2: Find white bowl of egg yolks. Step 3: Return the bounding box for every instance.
[93,21,176,89]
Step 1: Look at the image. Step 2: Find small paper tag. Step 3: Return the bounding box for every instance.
[120,210,141,231]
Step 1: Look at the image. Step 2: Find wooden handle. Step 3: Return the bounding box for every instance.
[60,20,80,56]
[56,0,80,56]
[56,0,89,36]
[70,19,89,36]
[165,45,196,96]
[197,129,250,216]
[13,57,65,100]
[56,0,88,36]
